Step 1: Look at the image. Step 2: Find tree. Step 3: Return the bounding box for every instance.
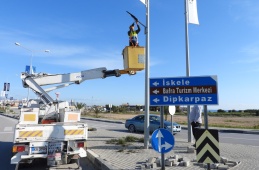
[176,106,181,112]
[119,105,127,113]
[75,102,86,110]
[112,105,119,113]
[217,109,225,113]
[94,106,100,118]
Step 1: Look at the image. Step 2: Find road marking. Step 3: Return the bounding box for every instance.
[87,124,117,128]
[4,127,13,131]
[0,132,13,134]
[95,125,117,129]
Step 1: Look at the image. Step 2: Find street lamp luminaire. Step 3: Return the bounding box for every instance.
[15,42,50,74]
[15,42,50,101]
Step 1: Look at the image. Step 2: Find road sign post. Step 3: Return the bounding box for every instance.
[169,106,176,134]
[203,104,210,169]
[160,106,165,169]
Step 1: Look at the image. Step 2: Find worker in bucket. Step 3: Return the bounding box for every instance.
[128,21,140,47]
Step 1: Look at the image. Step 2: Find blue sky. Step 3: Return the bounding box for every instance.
[1,0,259,110]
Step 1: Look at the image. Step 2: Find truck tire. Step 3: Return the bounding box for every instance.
[67,155,72,164]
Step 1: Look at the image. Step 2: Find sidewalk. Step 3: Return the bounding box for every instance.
[83,117,259,170]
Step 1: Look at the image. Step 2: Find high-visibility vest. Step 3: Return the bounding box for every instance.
[129,31,138,43]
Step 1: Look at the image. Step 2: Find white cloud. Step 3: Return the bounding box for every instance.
[230,1,259,27]
[237,43,259,63]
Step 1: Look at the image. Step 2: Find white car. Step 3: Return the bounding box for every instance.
[18,104,23,109]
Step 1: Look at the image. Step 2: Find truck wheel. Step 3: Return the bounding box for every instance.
[67,155,72,164]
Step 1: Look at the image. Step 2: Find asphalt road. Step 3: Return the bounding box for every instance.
[81,118,259,147]
[0,115,17,170]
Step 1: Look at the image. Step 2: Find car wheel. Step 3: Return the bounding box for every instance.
[128,124,136,133]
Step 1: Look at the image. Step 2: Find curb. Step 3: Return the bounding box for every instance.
[181,126,259,135]
[81,117,124,124]
[86,149,117,170]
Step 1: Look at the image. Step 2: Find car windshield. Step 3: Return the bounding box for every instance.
[150,115,159,121]
[134,115,144,121]
[164,121,177,126]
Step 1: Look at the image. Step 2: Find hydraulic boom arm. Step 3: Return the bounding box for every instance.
[21,67,121,106]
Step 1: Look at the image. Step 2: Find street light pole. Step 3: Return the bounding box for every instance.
[15,42,50,101]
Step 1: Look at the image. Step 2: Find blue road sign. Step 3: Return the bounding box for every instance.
[151,129,175,154]
[150,76,218,106]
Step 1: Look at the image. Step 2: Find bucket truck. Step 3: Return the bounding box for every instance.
[11,46,145,168]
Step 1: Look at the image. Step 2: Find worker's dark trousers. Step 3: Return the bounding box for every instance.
[191,122,201,141]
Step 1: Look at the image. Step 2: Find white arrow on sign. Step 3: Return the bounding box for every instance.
[153,98,160,103]
[156,130,172,152]
[152,81,159,86]
[152,89,159,94]
[161,141,173,150]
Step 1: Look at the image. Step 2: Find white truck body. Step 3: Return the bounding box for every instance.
[11,109,88,166]
[11,122,88,164]
[11,66,131,167]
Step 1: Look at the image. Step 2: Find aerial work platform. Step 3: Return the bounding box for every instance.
[120,46,145,75]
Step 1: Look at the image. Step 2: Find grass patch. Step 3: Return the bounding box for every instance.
[209,123,249,129]
[106,139,119,144]
[125,136,143,142]
[224,120,240,123]
[117,138,127,146]
[124,136,138,142]
[106,136,143,146]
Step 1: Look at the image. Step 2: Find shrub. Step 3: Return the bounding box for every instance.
[106,136,144,146]
[117,138,127,146]
[125,136,139,142]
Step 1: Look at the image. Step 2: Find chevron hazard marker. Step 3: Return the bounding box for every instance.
[196,129,220,164]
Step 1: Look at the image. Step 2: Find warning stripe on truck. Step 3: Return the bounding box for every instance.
[19,130,43,138]
[64,129,84,135]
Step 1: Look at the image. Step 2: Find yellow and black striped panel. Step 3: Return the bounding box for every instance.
[64,129,84,135]
[19,130,43,138]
